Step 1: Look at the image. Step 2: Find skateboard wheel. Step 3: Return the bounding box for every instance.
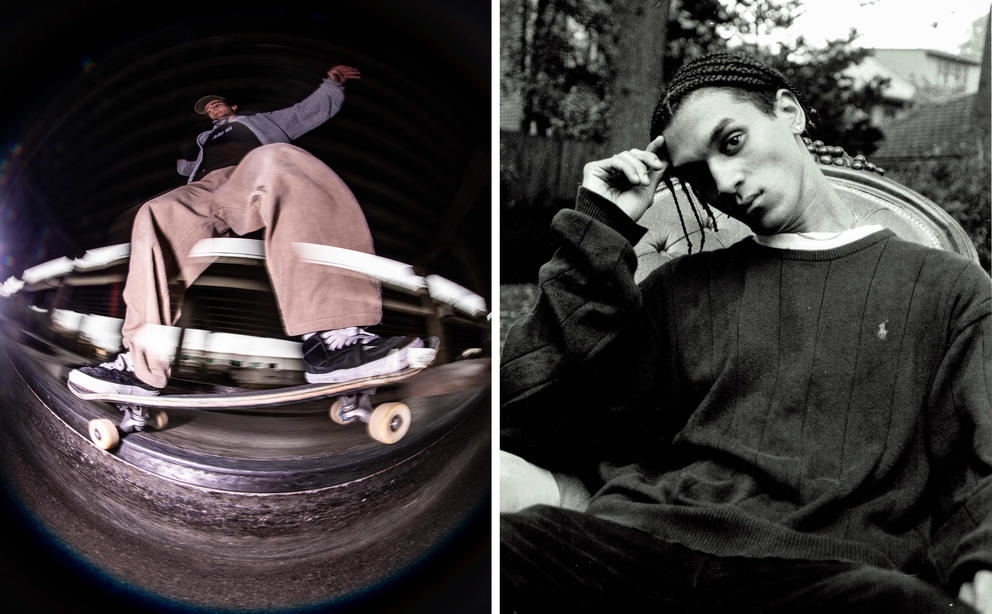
[368,402,411,444]
[148,410,169,431]
[329,399,349,425]
[88,418,120,450]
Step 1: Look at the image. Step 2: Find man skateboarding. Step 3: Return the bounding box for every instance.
[68,64,423,397]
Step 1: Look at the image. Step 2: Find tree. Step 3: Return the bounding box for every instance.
[663,0,802,78]
[605,2,670,152]
[501,0,618,141]
[960,12,989,61]
[501,0,887,154]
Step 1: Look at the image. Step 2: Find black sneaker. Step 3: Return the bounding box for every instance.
[67,353,161,396]
[302,331,424,384]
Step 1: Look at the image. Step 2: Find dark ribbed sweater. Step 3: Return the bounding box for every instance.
[501,188,992,589]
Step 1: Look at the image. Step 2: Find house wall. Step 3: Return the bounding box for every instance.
[873,49,980,97]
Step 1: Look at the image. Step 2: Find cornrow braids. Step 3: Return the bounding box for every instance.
[650,52,813,140]
[693,186,719,233]
[679,180,706,253]
[664,176,694,255]
[658,176,718,255]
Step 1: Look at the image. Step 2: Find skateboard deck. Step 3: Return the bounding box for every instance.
[68,338,439,449]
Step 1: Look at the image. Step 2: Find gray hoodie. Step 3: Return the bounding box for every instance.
[177,78,345,183]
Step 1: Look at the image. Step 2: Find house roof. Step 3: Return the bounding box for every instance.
[873,93,981,159]
[844,56,916,102]
[925,48,982,64]
[873,48,981,65]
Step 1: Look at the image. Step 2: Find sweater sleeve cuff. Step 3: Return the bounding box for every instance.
[322,77,343,88]
[575,187,648,246]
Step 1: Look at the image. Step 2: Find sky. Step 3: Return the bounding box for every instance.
[783,0,990,54]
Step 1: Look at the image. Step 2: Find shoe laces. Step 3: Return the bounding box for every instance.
[319,327,379,351]
[99,352,135,373]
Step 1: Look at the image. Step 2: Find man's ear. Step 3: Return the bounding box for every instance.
[774,89,805,133]
[231,105,238,112]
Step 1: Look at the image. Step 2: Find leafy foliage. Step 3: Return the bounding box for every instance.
[501,0,616,140]
[885,137,992,273]
[501,0,887,153]
[959,13,989,60]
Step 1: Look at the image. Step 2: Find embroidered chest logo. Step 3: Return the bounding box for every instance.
[877,320,888,340]
[210,125,233,141]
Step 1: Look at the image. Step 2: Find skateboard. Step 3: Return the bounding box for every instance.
[67,338,440,450]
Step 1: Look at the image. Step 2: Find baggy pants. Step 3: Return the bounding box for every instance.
[121,143,382,388]
[501,505,974,614]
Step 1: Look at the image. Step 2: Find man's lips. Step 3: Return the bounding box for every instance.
[738,191,762,210]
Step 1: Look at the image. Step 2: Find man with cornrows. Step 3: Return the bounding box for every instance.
[501,52,991,613]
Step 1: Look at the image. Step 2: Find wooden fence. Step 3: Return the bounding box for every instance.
[500,130,606,204]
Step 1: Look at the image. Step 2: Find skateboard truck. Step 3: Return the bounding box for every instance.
[332,391,375,424]
[86,403,169,450]
[329,389,411,444]
[119,404,152,433]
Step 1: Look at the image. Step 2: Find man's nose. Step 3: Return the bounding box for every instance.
[708,159,742,195]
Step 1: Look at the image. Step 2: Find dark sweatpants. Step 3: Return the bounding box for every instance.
[501,505,973,614]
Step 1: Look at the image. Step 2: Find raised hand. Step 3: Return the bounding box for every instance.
[580,135,668,222]
[327,65,361,84]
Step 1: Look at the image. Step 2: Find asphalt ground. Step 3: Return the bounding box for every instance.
[0,340,490,612]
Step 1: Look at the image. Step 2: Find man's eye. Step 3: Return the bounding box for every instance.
[722,133,744,154]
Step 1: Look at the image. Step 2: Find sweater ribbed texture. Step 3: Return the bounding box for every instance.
[501,189,992,588]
